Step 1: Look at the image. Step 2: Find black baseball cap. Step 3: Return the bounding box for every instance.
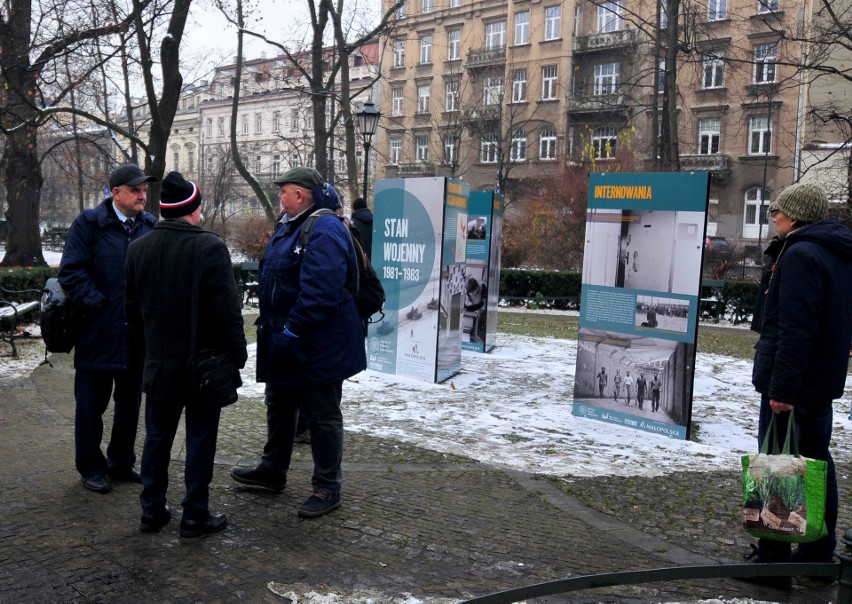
[109,164,156,189]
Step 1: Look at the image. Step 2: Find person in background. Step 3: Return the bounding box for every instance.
[58,164,156,494]
[650,373,662,413]
[126,172,247,538]
[743,183,852,589]
[350,197,373,260]
[230,167,366,518]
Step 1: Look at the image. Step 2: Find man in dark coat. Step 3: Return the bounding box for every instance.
[126,172,247,538]
[230,167,366,519]
[58,164,156,494]
[743,183,852,588]
[350,196,374,260]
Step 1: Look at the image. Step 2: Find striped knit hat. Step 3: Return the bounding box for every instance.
[769,183,828,224]
[160,171,202,218]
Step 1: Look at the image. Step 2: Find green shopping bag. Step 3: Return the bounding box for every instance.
[741,412,828,543]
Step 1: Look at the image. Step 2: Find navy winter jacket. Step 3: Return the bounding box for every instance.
[752,217,852,407]
[57,198,156,371]
[255,206,366,386]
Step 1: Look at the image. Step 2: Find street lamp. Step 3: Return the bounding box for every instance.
[355,98,381,203]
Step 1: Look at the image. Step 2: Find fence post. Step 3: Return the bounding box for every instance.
[837,529,852,603]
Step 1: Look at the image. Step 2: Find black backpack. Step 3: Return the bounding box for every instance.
[40,278,81,353]
[300,209,385,324]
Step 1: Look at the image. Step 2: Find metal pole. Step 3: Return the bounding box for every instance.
[362,139,371,202]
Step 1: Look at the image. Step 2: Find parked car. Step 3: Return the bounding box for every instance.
[705,236,733,259]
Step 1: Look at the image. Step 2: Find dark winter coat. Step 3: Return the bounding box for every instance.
[125,220,247,400]
[255,207,366,387]
[351,207,374,260]
[751,217,852,407]
[57,198,156,371]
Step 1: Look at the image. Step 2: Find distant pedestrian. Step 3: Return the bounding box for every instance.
[650,373,662,412]
[636,372,647,410]
[613,369,622,402]
[623,371,633,406]
[58,164,156,494]
[350,197,373,260]
[126,172,247,538]
[596,367,607,398]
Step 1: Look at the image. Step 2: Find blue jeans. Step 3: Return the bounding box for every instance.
[756,394,837,561]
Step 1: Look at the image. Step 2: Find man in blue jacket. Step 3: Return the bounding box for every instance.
[230,167,366,518]
[58,164,157,493]
[744,183,852,588]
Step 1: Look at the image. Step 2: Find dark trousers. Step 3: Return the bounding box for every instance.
[757,395,838,561]
[74,369,142,478]
[140,395,221,522]
[262,381,343,495]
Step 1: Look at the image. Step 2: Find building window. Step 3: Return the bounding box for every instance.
[187,148,195,170]
[417,84,430,113]
[273,111,281,132]
[291,108,299,130]
[421,0,432,13]
[658,60,666,93]
[447,30,461,60]
[544,6,561,40]
[703,53,724,88]
[540,127,557,160]
[217,116,225,137]
[749,116,772,154]
[485,20,506,50]
[480,132,499,163]
[753,43,777,83]
[514,11,530,45]
[206,118,212,138]
[593,62,619,95]
[173,152,180,171]
[542,65,558,100]
[241,114,249,135]
[484,76,503,105]
[592,126,617,159]
[510,127,527,161]
[698,119,721,154]
[707,196,719,227]
[393,40,405,68]
[390,137,402,164]
[758,0,779,13]
[744,187,770,235]
[254,113,263,134]
[392,88,404,116]
[396,1,406,18]
[597,0,623,33]
[415,135,429,162]
[449,0,461,6]
[708,0,727,20]
[419,35,432,64]
[272,154,281,179]
[255,155,262,173]
[445,80,459,112]
[444,135,456,164]
[511,69,527,103]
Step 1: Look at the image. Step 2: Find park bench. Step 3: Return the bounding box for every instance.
[0,281,41,357]
[236,262,259,307]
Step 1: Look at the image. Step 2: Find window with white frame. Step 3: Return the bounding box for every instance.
[272,155,281,179]
[241,114,249,134]
[485,21,506,50]
[658,60,666,93]
[273,111,281,132]
[447,30,461,60]
[512,69,527,103]
[393,40,405,68]
[542,66,558,100]
[480,132,499,163]
[206,118,212,138]
[484,76,503,105]
[744,187,770,237]
[217,116,225,137]
[417,84,430,113]
[703,53,724,88]
[419,35,432,64]
[421,0,432,13]
[396,1,406,18]
[753,43,777,83]
[539,127,557,160]
[255,155,262,173]
[758,0,779,13]
[698,118,721,154]
[445,80,459,112]
[593,62,619,95]
[708,0,727,20]
[392,88,404,116]
[444,135,456,164]
[415,135,429,162]
[660,2,668,27]
[173,152,180,171]
[511,127,527,161]
[544,6,561,40]
[254,113,263,134]
[187,148,195,170]
[707,196,719,230]
[390,137,402,164]
[306,113,313,130]
[449,0,461,6]
[291,108,299,130]
[749,116,772,154]
[592,126,617,158]
[597,0,623,32]
[514,11,530,45]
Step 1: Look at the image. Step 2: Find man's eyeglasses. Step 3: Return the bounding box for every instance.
[768,207,781,218]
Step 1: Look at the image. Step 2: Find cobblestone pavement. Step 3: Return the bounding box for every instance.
[0,352,843,603]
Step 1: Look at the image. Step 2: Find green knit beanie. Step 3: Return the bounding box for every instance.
[769,183,828,224]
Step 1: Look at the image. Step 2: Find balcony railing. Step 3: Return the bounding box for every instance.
[465,46,506,69]
[679,153,732,183]
[573,29,637,53]
[568,94,628,113]
[396,162,438,177]
[461,104,501,122]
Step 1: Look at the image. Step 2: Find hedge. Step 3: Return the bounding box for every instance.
[0,267,57,301]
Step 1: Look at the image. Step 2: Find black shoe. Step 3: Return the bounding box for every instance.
[298,492,341,519]
[107,467,142,484]
[140,504,172,533]
[737,544,793,590]
[180,513,227,538]
[294,430,311,444]
[230,466,286,492]
[82,474,111,493]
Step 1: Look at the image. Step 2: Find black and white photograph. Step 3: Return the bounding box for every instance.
[466,216,487,240]
[634,295,690,334]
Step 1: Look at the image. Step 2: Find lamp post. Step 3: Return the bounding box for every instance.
[355,98,381,203]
